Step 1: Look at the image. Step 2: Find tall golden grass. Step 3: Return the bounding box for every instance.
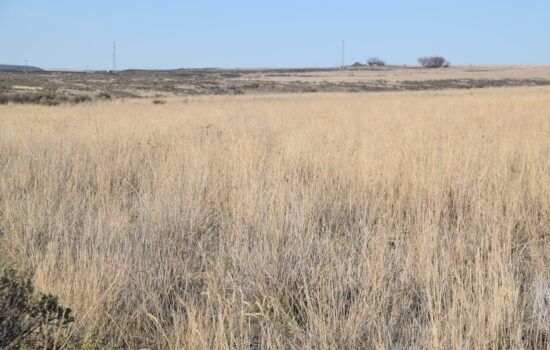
[1,88,549,349]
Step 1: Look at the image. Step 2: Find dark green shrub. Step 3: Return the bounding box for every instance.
[70,95,92,104]
[96,92,111,100]
[0,265,73,349]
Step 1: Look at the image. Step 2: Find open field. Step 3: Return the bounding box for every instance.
[1,87,549,349]
[2,65,550,104]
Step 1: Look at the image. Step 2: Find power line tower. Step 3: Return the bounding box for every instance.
[112,41,117,71]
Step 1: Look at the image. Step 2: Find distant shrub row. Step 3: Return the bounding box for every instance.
[0,93,93,106]
[350,57,387,67]
[351,56,450,68]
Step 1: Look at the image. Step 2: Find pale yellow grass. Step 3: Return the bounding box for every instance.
[0,88,549,349]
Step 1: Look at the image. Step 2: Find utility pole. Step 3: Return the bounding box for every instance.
[341,40,345,70]
[112,41,117,71]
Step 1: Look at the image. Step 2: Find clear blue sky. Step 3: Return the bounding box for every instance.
[1,0,549,70]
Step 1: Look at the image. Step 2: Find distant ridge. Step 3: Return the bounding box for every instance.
[0,64,43,71]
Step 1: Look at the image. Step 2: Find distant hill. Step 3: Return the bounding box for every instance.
[0,64,43,71]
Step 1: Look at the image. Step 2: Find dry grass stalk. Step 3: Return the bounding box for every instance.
[0,87,549,349]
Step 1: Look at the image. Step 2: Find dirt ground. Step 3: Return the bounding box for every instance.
[1,65,550,104]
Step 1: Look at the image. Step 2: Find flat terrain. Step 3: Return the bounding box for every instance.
[2,65,550,103]
[1,87,549,349]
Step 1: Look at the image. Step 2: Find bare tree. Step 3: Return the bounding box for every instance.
[418,56,450,68]
[367,57,386,66]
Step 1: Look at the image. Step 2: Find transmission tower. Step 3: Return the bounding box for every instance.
[112,41,117,71]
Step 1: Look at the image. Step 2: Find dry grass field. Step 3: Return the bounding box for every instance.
[1,87,549,349]
[259,64,550,83]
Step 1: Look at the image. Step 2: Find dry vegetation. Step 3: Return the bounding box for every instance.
[0,87,549,349]
[2,65,550,104]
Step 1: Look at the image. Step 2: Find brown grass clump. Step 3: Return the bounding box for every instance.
[0,88,549,349]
